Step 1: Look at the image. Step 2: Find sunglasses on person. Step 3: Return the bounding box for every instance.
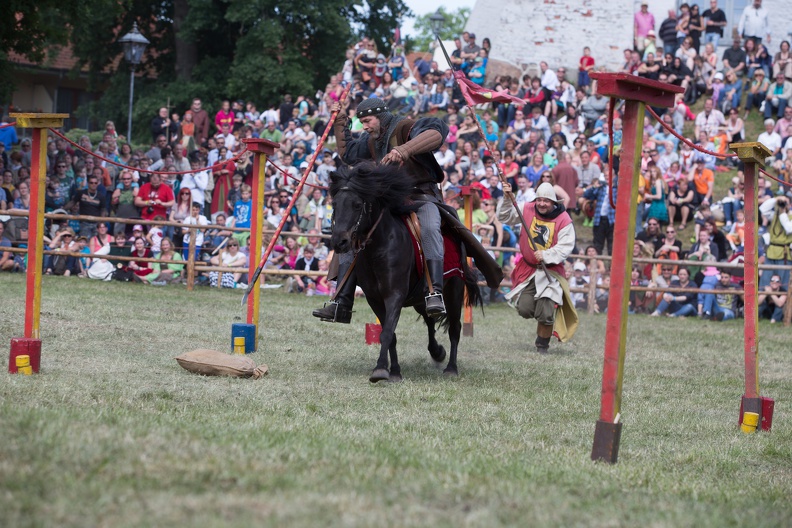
[770,278,781,283]
[662,267,672,272]
[666,229,675,234]
[227,243,239,247]
[62,234,73,238]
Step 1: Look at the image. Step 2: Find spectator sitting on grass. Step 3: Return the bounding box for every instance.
[208,238,247,288]
[699,269,740,321]
[145,237,184,285]
[651,267,697,317]
[287,244,319,294]
[0,221,19,272]
[126,237,154,283]
[758,274,788,323]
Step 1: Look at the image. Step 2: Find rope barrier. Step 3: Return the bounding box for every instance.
[47,127,250,176]
[266,158,329,191]
[645,106,791,188]
[645,106,737,159]
[0,121,16,129]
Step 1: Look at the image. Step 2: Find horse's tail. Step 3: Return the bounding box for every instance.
[462,258,483,310]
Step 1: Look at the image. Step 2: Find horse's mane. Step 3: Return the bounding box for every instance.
[329,162,417,212]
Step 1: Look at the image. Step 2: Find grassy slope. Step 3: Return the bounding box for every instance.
[1,275,791,527]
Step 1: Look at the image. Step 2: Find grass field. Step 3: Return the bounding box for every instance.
[1,275,791,527]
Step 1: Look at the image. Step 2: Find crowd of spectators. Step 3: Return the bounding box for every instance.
[0,3,789,320]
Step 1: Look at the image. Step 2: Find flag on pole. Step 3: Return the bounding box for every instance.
[394,27,401,46]
[453,71,527,107]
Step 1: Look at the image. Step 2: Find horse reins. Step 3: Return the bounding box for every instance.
[330,191,385,302]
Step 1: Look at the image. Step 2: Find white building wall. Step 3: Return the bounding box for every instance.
[466,0,637,75]
[466,0,791,77]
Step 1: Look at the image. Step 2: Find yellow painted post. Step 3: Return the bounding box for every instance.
[241,139,279,351]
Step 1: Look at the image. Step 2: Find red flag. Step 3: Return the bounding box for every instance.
[453,70,526,106]
[394,27,401,46]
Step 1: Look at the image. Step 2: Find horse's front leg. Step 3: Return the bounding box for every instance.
[444,279,463,377]
[370,298,402,383]
[387,334,402,383]
[419,311,446,364]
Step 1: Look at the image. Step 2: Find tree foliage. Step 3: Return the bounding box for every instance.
[410,7,470,53]
[4,0,409,141]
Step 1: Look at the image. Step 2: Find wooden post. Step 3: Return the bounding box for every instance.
[587,261,598,315]
[730,142,773,425]
[186,228,197,291]
[784,272,792,327]
[10,113,68,339]
[461,185,474,336]
[588,74,683,464]
[241,139,279,351]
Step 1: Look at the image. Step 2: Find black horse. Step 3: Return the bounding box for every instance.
[329,162,482,382]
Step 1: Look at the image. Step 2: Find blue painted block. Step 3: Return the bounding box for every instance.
[231,323,257,354]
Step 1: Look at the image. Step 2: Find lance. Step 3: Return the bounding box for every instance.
[433,35,552,282]
[241,82,352,305]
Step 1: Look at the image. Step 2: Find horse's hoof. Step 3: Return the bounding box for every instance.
[388,373,403,383]
[369,368,390,383]
[430,345,447,364]
[443,367,458,377]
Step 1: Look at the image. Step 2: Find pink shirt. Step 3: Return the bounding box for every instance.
[634,11,655,38]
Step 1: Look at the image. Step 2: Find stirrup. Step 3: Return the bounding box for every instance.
[312,301,352,324]
[425,292,446,318]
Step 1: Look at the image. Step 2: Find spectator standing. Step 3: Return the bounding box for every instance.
[583,176,616,256]
[135,173,175,221]
[702,0,727,49]
[738,0,770,46]
[578,46,594,90]
[659,10,679,56]
[0,117,18,149]
[214,100,234,134]
[190,98,210,146]
[634,2,656,55]
[150,107,177,144]
[761,196,792,288]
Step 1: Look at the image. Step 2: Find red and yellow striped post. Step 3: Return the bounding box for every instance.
[241,138,279,351]
[8,113,67,374]
[12,114,68,339]
[587,75,682,463]
[730,142,774,431]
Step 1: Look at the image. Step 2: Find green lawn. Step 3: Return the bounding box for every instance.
[1,275,791,527]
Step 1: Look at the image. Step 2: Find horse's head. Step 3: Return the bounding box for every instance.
[328,162,412,252]
[329,168,368,253]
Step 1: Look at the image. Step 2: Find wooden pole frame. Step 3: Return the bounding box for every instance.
[10,113,68,339]
[241,138,279,351]
[730,142,774,429]
[586,74,683,464]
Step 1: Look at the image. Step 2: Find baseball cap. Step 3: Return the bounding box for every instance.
[300,161,309,169]
[713,72,724,81]
[133,224,144,231]
[468,33,476,39]
[573,261,586,272]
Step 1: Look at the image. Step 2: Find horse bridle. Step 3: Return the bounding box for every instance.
[334,187,385,253]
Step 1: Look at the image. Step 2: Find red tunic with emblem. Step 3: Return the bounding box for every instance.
[511,201,573,286]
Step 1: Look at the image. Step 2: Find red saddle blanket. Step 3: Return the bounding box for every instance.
[402,217,464,280]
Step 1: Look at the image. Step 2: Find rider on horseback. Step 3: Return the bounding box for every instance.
[313,97,449,323]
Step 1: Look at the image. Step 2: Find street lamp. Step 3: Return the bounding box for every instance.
[429,10,445,37]
[118,22,149,145]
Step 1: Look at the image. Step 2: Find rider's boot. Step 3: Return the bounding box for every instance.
[425,259,446,319]
[312,262,355,323]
